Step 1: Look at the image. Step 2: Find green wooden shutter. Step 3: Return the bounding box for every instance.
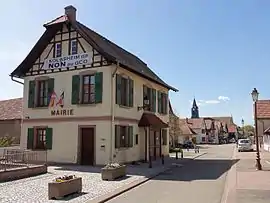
[143,85,147,105]
[72,75,80,104]
[164,94,168,114]
[158,91,162,113]
[46,128,53,150]
[28,80,36,108]
[128,126,133,147]
[116,74,121,105]
[128,79,134,107]
[27,128,34,149]
[47,78,55,106]
[152,89,156,112]
[115,125,121,148]
[95,72,103,103]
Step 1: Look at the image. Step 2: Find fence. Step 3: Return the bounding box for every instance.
[0,149,47,171]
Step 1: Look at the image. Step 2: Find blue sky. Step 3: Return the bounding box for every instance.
[1,0,270,126]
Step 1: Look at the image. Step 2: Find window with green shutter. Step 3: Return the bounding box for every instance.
[46,128,53,150]
[128,126,133,147]
[115,125,133,148]
[115,74,134,107]
[143,85,156,112]
[28,81,36,108]
[72,75,80,104]
[95,72,103,103]
[158,92,168,114]
[27,128,34,149]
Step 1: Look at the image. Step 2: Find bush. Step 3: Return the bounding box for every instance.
[0,136,16,147]
[170,148,183,153]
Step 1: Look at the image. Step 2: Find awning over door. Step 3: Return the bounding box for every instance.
[138,113,168,128]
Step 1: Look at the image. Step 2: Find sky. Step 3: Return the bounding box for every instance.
[1,0,270,126]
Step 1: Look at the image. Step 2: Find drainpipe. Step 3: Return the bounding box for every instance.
[109,62,119,163]
[10,76,24,85]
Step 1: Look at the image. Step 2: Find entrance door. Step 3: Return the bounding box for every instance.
[80,128,95,165]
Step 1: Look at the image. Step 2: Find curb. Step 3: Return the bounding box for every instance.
[220,146,237,203]
[88,152,207,203]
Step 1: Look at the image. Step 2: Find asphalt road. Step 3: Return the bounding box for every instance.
[106,144,235,203]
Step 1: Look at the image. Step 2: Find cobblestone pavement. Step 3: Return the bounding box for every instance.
[0,157,182,203]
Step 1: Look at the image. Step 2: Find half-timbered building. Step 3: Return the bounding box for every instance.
[10,6,178,165]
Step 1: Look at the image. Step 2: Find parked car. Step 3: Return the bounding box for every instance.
[183,141,194,149]
[238,139,253,152]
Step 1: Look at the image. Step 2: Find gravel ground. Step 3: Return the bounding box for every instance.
[0,165,143,203]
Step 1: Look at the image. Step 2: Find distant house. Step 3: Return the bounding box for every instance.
[256,100,270,151]
[179,119,197,144]
[179,98,237,144]
[0,98,22,144]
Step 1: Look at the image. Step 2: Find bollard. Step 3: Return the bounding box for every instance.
[161,154,164,165]
[175,151,178,159]
[181,152,183,159]
[149,156,152,168]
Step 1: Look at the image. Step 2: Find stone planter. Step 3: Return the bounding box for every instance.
[48,177,82,199]
[101,165,126,181]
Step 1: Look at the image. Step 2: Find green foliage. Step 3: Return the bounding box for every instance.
[0,137,15,147]
[170,148,183,153]
[241,125,255,135]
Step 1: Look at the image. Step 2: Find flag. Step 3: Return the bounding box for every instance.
[49,91,57,107]
[56,91,64,108]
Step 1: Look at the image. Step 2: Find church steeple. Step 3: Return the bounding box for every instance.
[191,98,199,118]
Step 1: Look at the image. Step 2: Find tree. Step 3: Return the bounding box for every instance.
[241,125,255,135]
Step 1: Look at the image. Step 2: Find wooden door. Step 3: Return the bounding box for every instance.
[80,128,94,165]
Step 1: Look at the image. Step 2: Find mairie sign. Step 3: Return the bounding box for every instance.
[43,53,91,70]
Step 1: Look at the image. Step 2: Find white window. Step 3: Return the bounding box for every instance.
[55,43,62,57]
[71,40,78,55]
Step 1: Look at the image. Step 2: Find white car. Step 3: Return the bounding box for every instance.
[238,139,253,152]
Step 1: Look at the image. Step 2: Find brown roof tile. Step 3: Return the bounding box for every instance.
[180,118,204,129]
[179,120,196,135]
[0,98,22,120]
[257,100,270,119]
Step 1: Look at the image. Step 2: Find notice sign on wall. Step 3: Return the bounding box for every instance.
[43,53,91,70]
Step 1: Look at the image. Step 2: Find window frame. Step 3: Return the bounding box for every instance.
[55,42,62,58]
[37,80,49,107]
[70,40,78,55]
[115,125,133,149]
[116,74,133,107]
[35,128,47,150]
[81,74,96,104]
[143,85,153,111]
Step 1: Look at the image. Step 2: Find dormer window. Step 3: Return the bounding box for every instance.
[71,40,78,55]
[55,43,62,57]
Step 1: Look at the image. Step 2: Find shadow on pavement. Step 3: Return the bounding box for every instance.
[50,157,238,181]
[153,159,239,181]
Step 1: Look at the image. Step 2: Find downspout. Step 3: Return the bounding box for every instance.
[10,76,24,85]
[109,62,119,163]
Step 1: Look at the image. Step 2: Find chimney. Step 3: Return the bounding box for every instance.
[65,5,77,21]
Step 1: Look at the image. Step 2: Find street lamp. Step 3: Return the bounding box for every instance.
[251,88,262,170]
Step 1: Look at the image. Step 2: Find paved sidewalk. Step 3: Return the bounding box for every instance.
[224,147,270,203]
[88,153,206,203]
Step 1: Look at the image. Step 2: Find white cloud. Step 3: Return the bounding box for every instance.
[205,100,220,104]
[218,96,230,101]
